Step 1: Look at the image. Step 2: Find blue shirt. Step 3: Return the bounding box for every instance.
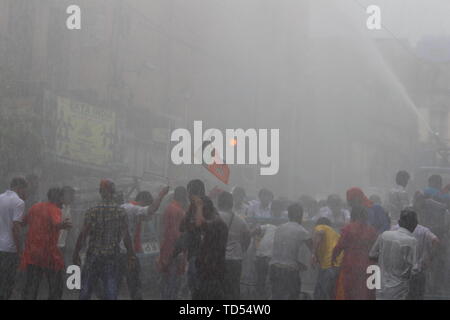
[367,204,391,234]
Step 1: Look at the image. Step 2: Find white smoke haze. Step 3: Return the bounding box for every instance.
[1,0,450,202]
[3,0,450,303]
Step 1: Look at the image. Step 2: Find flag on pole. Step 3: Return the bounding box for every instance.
[193,133,230,184]
[207,153,230,184]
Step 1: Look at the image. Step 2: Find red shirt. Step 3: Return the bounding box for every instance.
[20,202,64,271]
[158,200,185,274]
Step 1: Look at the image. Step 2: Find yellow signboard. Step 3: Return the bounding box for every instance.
[56,96,116,166]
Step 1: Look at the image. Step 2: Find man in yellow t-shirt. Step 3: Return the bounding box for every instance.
[311,217,342,300]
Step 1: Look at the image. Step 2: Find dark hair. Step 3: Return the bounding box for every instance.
[258,188,274,200]
[399,208,418,231]
[396,170,410,186]
[201,196,217,220]
[288,203,303,222]
[135,191,153,204]
[47,187,63,203]
[428,174,443,189]
[187,179,205,197]
[218,191,233,211]
[174,186,188,203]
[232,187,246,199]
[316,217,332,226]
[10,176,28,190]
[99,179,116,198]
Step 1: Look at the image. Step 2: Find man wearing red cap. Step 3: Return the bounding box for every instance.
[73,179,135,300]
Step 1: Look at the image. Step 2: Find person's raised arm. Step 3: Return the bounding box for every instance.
[146,186,170,217]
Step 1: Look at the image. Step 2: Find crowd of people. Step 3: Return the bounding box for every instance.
[0,170,449,300]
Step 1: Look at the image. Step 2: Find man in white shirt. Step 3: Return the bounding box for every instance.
[118,187,169,300]
[369,209,418,300]
[313,194,350,230]
[0,177,28,300]
[218,191,251,300]
[392,221,438,299]
[269,203,311,300]
[232,187,249,218]
[246,189,273,218]
[385,171,410,223]
[254,223,277,299]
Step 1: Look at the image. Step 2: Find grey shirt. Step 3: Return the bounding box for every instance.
[392,224,437,273]
[270,221,310,270]
[219,210,250,260]
[385,185,409,221]
[0,190,25,252]
[369,227,418,300]
[119,202,149,253]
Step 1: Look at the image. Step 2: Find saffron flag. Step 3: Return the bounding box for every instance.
[207,159,230,184]
[194,136,230,184]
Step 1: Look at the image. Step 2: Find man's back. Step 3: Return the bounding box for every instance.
[270,221,310,270]
[159,200,185,271]
[392,224,437,273]
[21,202,64,270]
[0,190,25,252]
[219,210,250,260]
[370,228,417,299]
[256,224,277,258]
[25,202,61,247]
[421,198,449,240]
[84,200,127,257]
[386,185,409,221]
[367,204,391,234]
[161,200,185,244]
[197,217,228,280]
